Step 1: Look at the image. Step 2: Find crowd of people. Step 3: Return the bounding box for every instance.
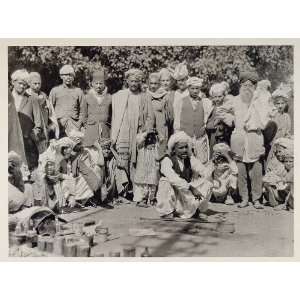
[8,62,294,220]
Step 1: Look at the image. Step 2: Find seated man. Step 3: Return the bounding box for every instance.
[8,151,27,213]
[263,137,294,210]
[156,131,213,219]
[60,130,102,207]
[206,143,238,205]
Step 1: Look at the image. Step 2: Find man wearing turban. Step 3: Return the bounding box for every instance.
[174,76,212,164]
[83,69,112,147]
[224,71,266,209]
[111,68,154,201]
[156,131,213,219]
[263,137,293,210]
[172,63,190,132]
[48,64,87,138]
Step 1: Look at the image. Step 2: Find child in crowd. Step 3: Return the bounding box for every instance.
[206,143,238,205]
[263,137,293,210]
[134,129,160,207]
[206,82,234,156]
[100,138,130,205]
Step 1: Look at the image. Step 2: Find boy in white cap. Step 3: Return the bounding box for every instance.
[175,76,212,164]
[48,65,87,138]
[156,131,213,219]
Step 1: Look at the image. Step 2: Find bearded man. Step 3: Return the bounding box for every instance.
[221,72,265,209]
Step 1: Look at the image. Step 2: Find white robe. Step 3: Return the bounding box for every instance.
[156,155,213,218]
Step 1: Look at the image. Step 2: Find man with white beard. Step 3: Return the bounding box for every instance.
[219,72,265,209]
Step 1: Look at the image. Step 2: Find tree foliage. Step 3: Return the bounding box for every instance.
[8,45,293,96]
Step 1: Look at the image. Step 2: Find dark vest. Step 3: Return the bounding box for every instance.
[170,155,193,183]
[180,96,205,138]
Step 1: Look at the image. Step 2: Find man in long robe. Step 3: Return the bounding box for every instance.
[111,68,154,195]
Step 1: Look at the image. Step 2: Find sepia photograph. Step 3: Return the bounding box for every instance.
[7,44,294,258]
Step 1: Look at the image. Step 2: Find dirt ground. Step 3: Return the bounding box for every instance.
[70,202,294,257]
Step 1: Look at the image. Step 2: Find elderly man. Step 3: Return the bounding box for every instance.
[49,65,87,138]
[156,131,213,219]
[111,68,154,199]
[175,77,212,164]
[83,69,112,147]
[11,69,44,171]
[222,71,265,208]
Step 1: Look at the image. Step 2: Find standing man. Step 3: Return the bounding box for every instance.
[83,69,112,147]
[27,72,59,152]
[172,63,190,132]
[111,68,154,199]
[224,72,265,209]
[49,65,87,138]
[174,77,212,164]
[11,69,44,171]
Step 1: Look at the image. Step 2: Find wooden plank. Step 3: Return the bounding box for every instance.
[58,207,104,223]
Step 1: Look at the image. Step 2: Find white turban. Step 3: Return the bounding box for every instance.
[8,151,22,167]
[212,143,231,155]
[28,72,41,83]
[59,65,75,76]
[173,63,189,81]
[274,137,293,158]
[272,84,292,101]
[56,137,75,149]
[257,80,271,91]
[11,69,29,83]
[209,82,227,97]
[68,130,84,144]
[167,131,192,153]
[159,68,173,80]
[125,68,143,81]
[186,77,203,87]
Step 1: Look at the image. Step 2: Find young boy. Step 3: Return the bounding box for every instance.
[175,77,212,164]
[206,143,238,205]
[206,83,234,156]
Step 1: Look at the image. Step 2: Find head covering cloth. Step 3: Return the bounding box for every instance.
[173,63,189,81]
[186,77,203,87]
[167,131,192,154]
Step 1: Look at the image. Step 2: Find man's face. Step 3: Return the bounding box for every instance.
[177,77,187,91]
[101,145,111,159]
[62,146,72,159]
[274,98,286,114]
[30,78,41,93]
[240,80,255,103]
[13,79,27,94]
[149,77,160,92]
[275,146,285,162]
[46,161,56,176]
[283,157,293,171]
[212,90,225,106]
[92,80,106,94]
[188,85,201,99]
[127,77,140,93]
[174,142,189,159]
[160,76,171,90]
[61,74,74,87]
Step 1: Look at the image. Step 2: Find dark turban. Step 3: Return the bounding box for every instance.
[239,71,259,84]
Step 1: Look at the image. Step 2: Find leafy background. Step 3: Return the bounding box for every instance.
[8,45,293,97]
